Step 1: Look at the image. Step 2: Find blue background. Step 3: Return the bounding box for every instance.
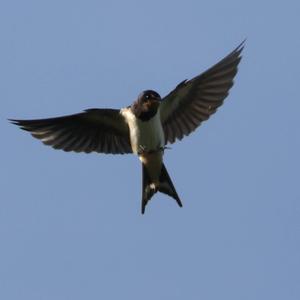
[1,1,299,299]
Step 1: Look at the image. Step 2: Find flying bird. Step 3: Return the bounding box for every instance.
[10,42,244,214]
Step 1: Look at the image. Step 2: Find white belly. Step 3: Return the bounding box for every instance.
[121,108,165,154]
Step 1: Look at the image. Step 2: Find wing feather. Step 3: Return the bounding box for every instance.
[160,41,244,144]
[10,108,132,154]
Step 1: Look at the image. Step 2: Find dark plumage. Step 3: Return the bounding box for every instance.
[131,90,161,121]
[10,41,244,213]
[160,42,244,144]
[10,109,132,154]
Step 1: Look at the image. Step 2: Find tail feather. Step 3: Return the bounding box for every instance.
[141,164,155,214]
[141,163,183,214]
[159,164,183,208]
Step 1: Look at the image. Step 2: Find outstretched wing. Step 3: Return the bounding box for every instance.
[10,108,132,154]
[160,41,244,144]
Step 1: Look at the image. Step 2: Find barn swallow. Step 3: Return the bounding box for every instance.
[10,42,244,214]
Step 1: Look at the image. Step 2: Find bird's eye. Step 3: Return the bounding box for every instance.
[145,95,150,99]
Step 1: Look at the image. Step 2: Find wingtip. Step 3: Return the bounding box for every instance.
[8,118,20,125]
[8,119,30,130]
[235,39,246,55]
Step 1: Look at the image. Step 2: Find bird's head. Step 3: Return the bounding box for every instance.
[131,90,161,121]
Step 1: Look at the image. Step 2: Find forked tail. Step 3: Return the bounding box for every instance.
[141,163,183,214]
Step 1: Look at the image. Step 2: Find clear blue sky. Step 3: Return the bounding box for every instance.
[1,1,299,299]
